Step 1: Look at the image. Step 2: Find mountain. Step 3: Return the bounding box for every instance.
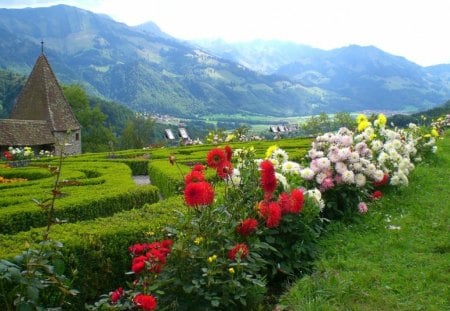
[1,5,449,118]
[195,41,450,113]
[192,39,323,74]
[0,5,344,118]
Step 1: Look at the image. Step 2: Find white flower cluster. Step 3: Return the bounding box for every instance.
[300,127,384,191]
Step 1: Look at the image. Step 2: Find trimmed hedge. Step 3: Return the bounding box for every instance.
[0,162,159,234]
[148,160,191,198]
[0,196,184,309]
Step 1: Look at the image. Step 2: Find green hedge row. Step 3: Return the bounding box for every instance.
[0,196,184,309]
[0,162,159,234]
[148,160,191,198]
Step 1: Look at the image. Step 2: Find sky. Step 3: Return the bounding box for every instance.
[2,0,450,66]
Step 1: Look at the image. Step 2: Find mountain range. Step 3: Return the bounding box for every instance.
[0,4,449,118]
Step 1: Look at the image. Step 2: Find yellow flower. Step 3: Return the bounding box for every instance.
[228,267,235,274]
[194,237,204,245]
[369,134,377,141]
[423,134,431,138]
[431,128,439,137]
[357,120,370,132]
[208,255,218,263]
[377,114,387,126]
[265,145,278,159]
[356,114,368,124]
[225,134,235,142]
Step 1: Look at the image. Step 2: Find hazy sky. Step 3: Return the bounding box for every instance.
[2,0,449,66]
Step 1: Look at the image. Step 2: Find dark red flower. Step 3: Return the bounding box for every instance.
[110,287,124,304]
[371,190,383,200]
[184,181,214,207]
[373,173,389,187]
[206,148,227,168]
[134,293,157,311]
[228,243,249,261]
[236,218,258,236]
[225,145,233,162]
[184,170,205,184]
[260,160,277,195]
[216,160,233,179]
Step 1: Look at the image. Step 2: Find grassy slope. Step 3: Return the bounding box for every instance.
[279,131,450,311]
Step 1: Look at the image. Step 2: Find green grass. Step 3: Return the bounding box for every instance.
[278,131,450,310]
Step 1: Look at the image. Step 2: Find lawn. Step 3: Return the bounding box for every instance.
[278,131,450,310]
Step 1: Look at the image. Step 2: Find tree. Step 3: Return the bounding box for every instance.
[119,115,155,149]
[63,84,116,152]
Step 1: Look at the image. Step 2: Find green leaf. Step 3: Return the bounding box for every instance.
[26,285,39,302]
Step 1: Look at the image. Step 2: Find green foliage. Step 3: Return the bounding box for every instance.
[0,69,26,118]
[119,115,155,149]
[299,112,357,136]
[63,84,116,152]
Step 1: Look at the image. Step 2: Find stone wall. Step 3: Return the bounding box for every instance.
[53,130,82,155]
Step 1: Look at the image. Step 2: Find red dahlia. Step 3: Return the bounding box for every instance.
[228,243,249,261]
[134,293,157,311]
[184,170,205,184]
[373,173,389,187]
[192,163,205,172]
[266,202,282,228]
[216,160,233,179]
[184,181,214,207]
[110,287,124,304]
[289,189,304,214]
[225,145,233,161]
[259,160,277,195]
[236,218,258,236]
[371,190,383,200]
[206,148,227,168]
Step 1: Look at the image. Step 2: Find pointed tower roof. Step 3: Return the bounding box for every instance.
[10,53,80,132]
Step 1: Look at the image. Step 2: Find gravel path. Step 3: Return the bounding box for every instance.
[132,175,151,185]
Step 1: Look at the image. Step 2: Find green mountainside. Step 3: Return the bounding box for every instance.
[0,5,344,117]
[1,5,449,118]
[196,41,450,114]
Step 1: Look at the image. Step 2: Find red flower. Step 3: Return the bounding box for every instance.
[278,192,291,214]
[260,160,277,195]
[3,151,13,161]
[192,163,205,172]
[184,181,214,207]
[373,173,389,187]
[289,189,304,214]
[184,170,205,184]
[225,145,233,162]
[216,160,233,179]
[128,243,146,256]
[228,243,249,261]
[134,293,157,311]
[371,190,383,200]
[265,202,282,228]
[236,218,258,236]
[131,255,147,274]
[110,287,124,304]
[206,148,227,168]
